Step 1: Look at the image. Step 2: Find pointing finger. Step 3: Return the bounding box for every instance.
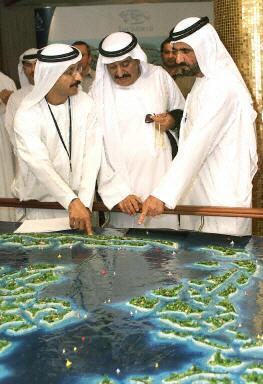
[84,218,93,235]
[138,204,149,225]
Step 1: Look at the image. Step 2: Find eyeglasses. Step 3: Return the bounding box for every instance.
[63,64,83,76]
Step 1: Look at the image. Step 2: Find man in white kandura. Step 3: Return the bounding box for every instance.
[6,48,38,151]
[0,68,16,221]
[13,44,102,233]
[93,31,185,229]
[139,17,258,236]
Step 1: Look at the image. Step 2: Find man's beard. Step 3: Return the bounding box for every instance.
[175,62,201,77]
[163,59,177,68]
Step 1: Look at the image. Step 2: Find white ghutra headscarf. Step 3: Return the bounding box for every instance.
[19,44,81,111]
[18,48,38,88]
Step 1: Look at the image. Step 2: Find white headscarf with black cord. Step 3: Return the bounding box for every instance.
[19,44,81,112]
[18,48,38,88]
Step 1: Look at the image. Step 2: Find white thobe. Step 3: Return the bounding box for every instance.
[0,72,16,221]
[153,74,258,236]
[98,65,185,229]
[5,85,33,152]
[13,91,101,220]
[5,85,35,221]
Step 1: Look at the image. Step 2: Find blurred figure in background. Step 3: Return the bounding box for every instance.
[161,38,195,98]
[6,48,38,150]
[73,41,95,93]
[0,68,16,220]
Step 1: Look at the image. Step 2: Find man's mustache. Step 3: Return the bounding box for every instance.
[175,63,189,68]
[114,73,131,80]
[70,80,81,88]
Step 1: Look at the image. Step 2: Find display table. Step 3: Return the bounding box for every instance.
[0,226,262,384]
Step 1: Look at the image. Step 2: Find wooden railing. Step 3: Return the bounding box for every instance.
[0,198,262,219]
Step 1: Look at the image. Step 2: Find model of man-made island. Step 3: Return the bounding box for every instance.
[241,363,263,383]
[115,246,262,384]
[194,260,220,267]
[129,296,159,310]
[0,232,177,252]
[0,339,11,354]
[0,262,87,359]
[0,231,262,384]
[206,245,248,256]
[152,285,183,298]
[208,351,243,369]
[162,366,233,383]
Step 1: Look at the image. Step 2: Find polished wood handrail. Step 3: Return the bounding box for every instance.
[0,198,262,218]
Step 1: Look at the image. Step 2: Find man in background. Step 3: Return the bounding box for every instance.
[6,48,38,150]
[72,41,95,93]
[161,38,195,98]
[0,69,16,220]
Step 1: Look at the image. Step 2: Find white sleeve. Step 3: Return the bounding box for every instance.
[5,92,18,150]
[0,75,16,114]
[8,78,17,92]
[97,141,131,210]
[14,109,77,209]
[152,84,236,208]
[77,110,102,211]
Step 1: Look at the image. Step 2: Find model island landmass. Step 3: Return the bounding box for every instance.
[130,377,152,383]
[152,285,183,298]
[206,245,247,256]
[241,363,263,383]
[122,247,261,384]
[129,296,159,311]
[162,365,232,383]
[0,233,177,252]
[0,261,87,357]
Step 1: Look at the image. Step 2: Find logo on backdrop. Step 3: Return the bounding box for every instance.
[118,9,153,32]
[35,11,44,32]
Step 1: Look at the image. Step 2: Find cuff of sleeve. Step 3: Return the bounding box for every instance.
[151,190,176,210]
[78,192,94,211]
[104,190,130,210]
[98,173,131,210]
[64,193,78,210]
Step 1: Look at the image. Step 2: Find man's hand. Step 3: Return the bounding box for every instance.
[152,113,175,132]
[118,194,142,215]
[68,198,93,235]
[138,196,165,224]
[0,89,13,105]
